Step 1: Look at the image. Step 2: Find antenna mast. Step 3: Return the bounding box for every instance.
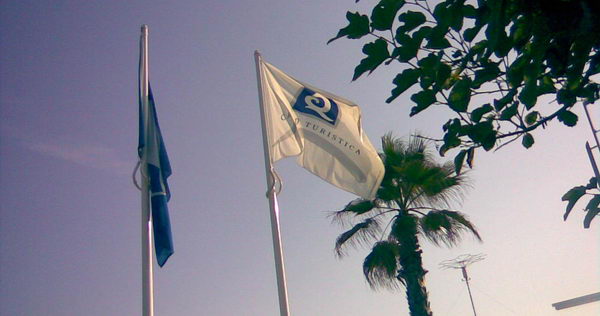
[440,253,486,316]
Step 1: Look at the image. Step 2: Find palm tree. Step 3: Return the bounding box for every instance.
[332,134,482,316]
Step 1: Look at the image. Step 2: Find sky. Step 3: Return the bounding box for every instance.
[0,1,598,315]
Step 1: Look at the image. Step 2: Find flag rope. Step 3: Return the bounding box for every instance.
[267,167,283,196]
[133,160,143,191]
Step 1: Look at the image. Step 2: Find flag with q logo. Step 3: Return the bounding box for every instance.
[257,58,384,199]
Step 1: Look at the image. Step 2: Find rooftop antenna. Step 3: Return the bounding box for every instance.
[583,103,600,188]
[440,253,486,316]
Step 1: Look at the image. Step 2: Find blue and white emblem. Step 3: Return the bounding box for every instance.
[292,88,339,125]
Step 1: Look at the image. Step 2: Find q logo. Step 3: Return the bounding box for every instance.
[292,88,339,125]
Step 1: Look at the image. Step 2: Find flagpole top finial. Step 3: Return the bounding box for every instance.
[254,50,261,57]
[141,24,149,34]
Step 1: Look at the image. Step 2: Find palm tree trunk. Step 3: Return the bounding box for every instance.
[396,217,433,316]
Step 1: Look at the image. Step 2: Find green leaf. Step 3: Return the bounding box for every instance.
[583,195,600,228]
[454,150,468,175]
[393,33,419,62]
[439,131,461,156]
[328,12,370,44]
[353,39,390,81]
[448,77,471,112]
[481,136,497,151]
[371,0,405,31]
[466,147,475,168]
[579,83,598,101]
[519,80,538,109]
[493,89,516,111]
[417,53,441,89]
[557,89,577,107]
[557,110,578,127]
[522,133,534,149]
[472,62,501,88]
[462,4,477,18]
[527,35,549,63]
[524,111,539,126]
[470,104,493,122]
[547,49,567,78]
[412,25,432,42]
[393,26,430,63]
[585,177,598,190]
[470,40,488,60]
[523,61,540,81]
[499,102,518,120]
[432,2,450,27]
[398,11,426,32]
[435,62,452,89]
[507,55,529,87]
[466,121,496,151]
[425,26,451,49]
[410,89,437,116]
[443,118,461,132]
[585,194,600,211]
[494,32,512,58]
[447,1,465,31]
[386,68,420,103]
[463,25,482,42]
[566,40,593,91]
[562,186,587,220]
[510,16,532,50]
[485,0,509,58]
[537,76,556,96]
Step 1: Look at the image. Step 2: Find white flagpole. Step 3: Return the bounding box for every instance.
[140,24,155,316]
[254,51,291,316]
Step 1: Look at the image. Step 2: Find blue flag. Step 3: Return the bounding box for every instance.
[138,82,174,267]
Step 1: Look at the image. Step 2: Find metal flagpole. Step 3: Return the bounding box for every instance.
[254,50,291,316]
[140,24,154,316]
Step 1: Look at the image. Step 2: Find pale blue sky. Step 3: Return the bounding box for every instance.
[0,1,598,315]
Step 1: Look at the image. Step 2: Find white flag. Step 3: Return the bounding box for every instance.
[258,57,384,199]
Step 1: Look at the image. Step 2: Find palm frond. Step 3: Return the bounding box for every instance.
[381,133,406,161]
[363,241,402,291]
[334,218,383,257]
[409,162,470,209]
[330,198,377,226]
[376,180,402,203]
[380,134,472,210]
[406,133,428,158]
[418,210,482,247]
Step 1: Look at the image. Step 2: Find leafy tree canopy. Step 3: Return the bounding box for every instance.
[329,0,600,163]
[329,0,600,227]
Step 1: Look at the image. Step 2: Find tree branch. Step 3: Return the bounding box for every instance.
[496,103,572,139]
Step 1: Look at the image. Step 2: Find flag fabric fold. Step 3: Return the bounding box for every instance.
[258,57,384,199]
[138,76,174,267]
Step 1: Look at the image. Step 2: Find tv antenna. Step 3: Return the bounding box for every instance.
[583,103,600,187]
[440,253,486,316]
